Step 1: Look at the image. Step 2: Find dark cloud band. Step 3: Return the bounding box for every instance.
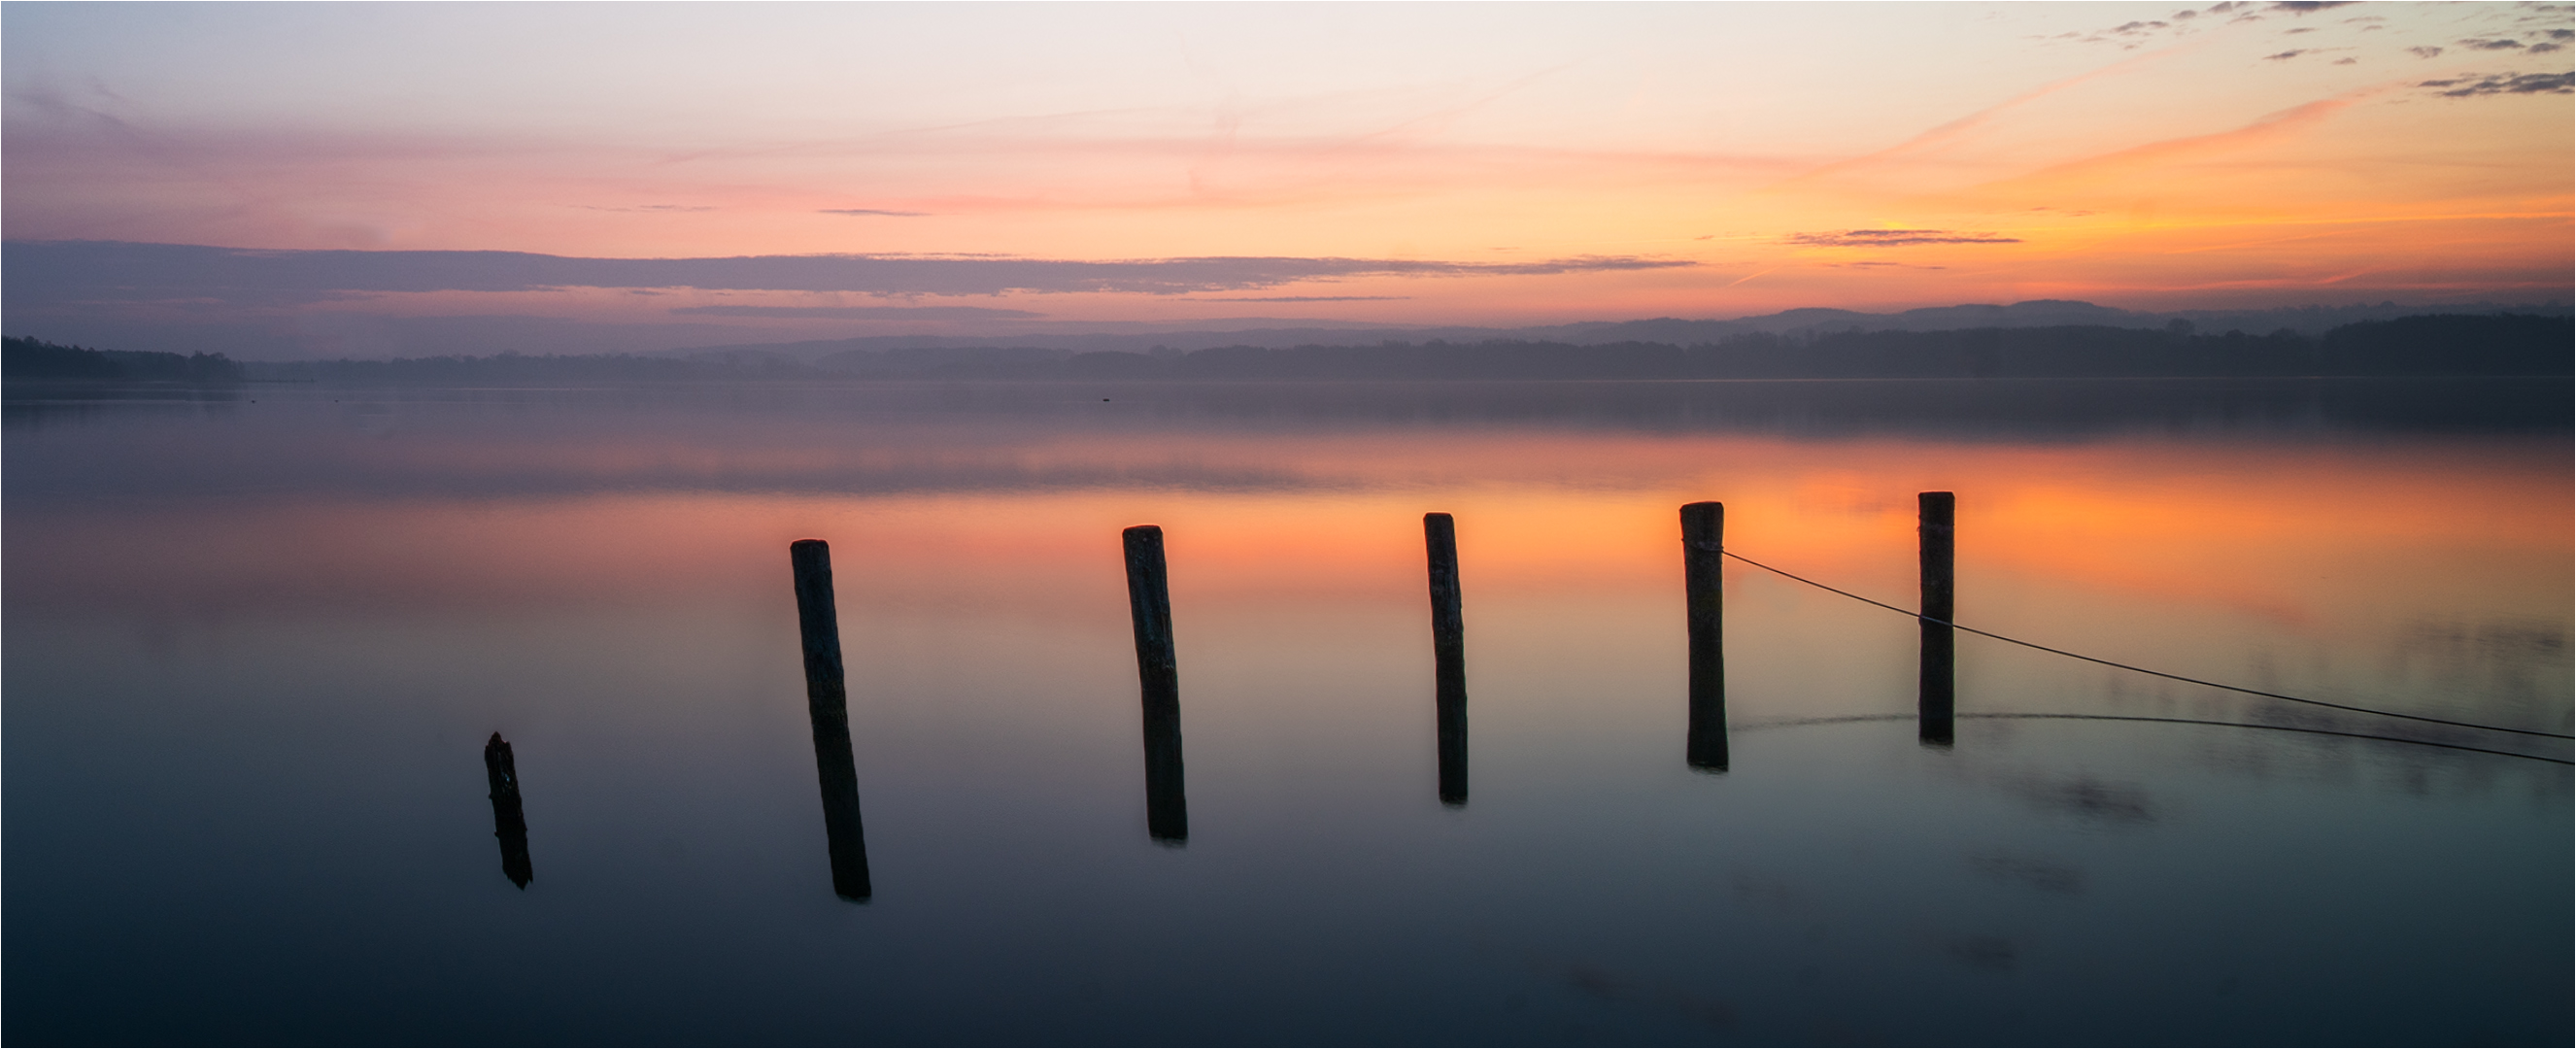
[670,305,1047,320]
[1,241,1696,307]
[2419,72,2575,97]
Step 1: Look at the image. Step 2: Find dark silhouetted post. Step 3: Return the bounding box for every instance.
[1681,502,1729,771]
[791,539,872,899]
[483,732,532,888]
[1425,512,1468,806]
[1123,525,1189,842]
[1918,492,1956,747]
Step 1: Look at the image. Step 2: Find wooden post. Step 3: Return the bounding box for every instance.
[1680,502,1729,771]
[1917,492,1956,747]
[1425,513,1468,806]
[791,539,873,899]
[483,732,532,889]
[1123,525,1189,842]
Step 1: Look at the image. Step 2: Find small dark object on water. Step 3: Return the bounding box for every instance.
[483,732,532,889]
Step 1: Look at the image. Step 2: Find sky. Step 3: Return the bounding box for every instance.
[4,1,2571,357]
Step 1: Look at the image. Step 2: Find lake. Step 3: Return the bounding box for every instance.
[5,377,2568,1044]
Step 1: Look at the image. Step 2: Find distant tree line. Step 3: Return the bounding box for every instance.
[3,336,244,383]
[16,314,2567,386]
[241,350,803,384]
[1034,315,2567,382]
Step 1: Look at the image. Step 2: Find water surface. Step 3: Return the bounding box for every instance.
[7,379,2568,1044]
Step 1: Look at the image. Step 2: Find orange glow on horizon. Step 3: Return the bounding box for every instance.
[5,2,2565,340]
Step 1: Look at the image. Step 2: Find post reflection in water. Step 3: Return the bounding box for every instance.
[482,732,532,889]
[1680,502,1729,772]
[1122,525,1189,843]
[790,539,872,900]
[1424,513,1468,806]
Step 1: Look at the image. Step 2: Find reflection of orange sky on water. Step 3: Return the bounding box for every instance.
[14,431,2564,643]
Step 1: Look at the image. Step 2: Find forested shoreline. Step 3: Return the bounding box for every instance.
[2,336,245,383]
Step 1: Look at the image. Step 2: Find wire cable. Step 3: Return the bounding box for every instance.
[1731,711,2572,764]
[1721,549,2576,742]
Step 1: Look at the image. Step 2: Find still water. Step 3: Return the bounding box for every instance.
[6,379,2569,1044]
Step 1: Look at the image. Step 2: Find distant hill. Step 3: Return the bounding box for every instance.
[3,336,242,383]
[227,315,2571,385]
[665,299,2572,364]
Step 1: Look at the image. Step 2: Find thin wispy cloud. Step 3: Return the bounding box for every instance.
[670,305,1045,320]
[1979,95,2358,191]
[819,208,931,217]
[1773,40,2203,188]
[1784,230,2022,247]
[1190,295,1412,302]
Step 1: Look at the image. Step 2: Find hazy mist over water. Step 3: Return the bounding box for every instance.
[5,378,2568,1044]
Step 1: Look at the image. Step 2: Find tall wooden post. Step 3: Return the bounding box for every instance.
[483,733,532,889]
[1424,513,1468,806]
[1917,492,1956,747]
[1123,525,1189,842]
[791,539,873,899]
[1681,501,1729,771]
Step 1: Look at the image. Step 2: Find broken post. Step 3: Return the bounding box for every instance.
[791,538,873,899]
[1918,492,1956,747]
[1425,512,1468,806]
[1123,525,1189,842]
[1681,501,1729,771]
[483,732,532,889]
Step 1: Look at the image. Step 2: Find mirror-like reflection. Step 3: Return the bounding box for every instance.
[5,379,2565,1044]
[1123,525,1189,843]
[790,539,871,900]
[1425,513,1469,805]
[481,733,531,889]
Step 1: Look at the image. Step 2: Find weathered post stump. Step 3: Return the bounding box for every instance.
[1681,502,1730,771]
[1425,512,1469,806]
[1123,525,1189,843]
[483,732,532,889]
[1917,492,1956,747]
[791,539,873,899]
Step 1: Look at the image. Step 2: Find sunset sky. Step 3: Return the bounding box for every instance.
[5,1,2570,356]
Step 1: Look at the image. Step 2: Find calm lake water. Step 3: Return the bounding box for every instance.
[6,378,2569,1045]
